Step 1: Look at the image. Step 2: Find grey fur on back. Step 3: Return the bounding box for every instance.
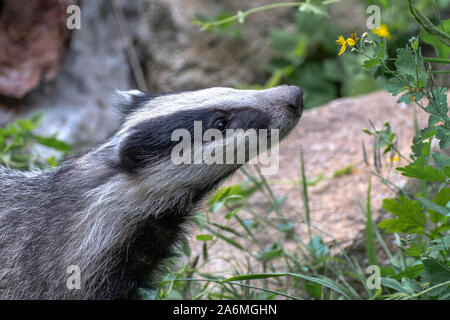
[0,86,303,299]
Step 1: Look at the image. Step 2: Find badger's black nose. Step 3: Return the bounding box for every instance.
[287,85,303,116]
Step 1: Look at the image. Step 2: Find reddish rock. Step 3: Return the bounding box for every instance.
[0,0,75,98]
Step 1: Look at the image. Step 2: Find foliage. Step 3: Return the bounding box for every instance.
[192,1,448,109]
[0,112,70,170]
[156,0,450,301]
[352,1,450,299]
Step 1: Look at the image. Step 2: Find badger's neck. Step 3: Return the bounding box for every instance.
[54,152,223,299]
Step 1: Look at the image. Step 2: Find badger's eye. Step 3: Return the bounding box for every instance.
[213,119,229,132]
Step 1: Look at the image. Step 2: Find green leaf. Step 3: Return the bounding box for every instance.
[28,112,45,126]
[436,125,450,149]
[306,235,329,259]
[424,88,449,126]
[34,135,71,152]
[406,240,426,257]
[305,281,323,299]
[397,164,446,182]
[220,273,285,283]
[362,58,381,69]
[397,91,423,104]
[46,156,58,167]
[429,236,450,253]
[380,278,413,294]
[378,196,427,234]
[385,77,406,96]
[196,234,213,241]
[224,206,242,219]
[432,153,450,170]
[395,45,426,87]
[213,231,245,251]
[416,195,449,218]
[376,123,395,150]
[420,19,450,59]
[395,47,415,76]
[276,221,294,232]
[422,258,450,296]
[220,272,351,299]
[257,242,283,261]
[16,119,38,132]
[266,196,286,214]
[269,29,307,63]
[365,177,377,266]
[181,237,191,258]
[210,222,242,238]
[331,164,355,178]
[209,181,260,207]
[412,128,436,158]
[193,211,206,230]
[390,264,424,280]
[428,188,450,223]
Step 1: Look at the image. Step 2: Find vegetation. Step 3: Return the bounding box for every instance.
[0,112,70,170]
[145,0,450,300]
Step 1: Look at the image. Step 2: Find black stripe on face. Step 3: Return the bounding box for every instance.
[117,107,270,174]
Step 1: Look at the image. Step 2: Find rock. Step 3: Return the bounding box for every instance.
[0,0,299,153]
[0,0,141,153]
[0,0,75,98]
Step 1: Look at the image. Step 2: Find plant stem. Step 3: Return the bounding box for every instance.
[424,57,450,64]
[403,280,450,299]
[195,2,308,29]
[408,0,450,46]
[164,278,303,300]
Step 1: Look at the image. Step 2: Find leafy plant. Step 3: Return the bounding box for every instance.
[0,112,71,170]
[348,1,450,299]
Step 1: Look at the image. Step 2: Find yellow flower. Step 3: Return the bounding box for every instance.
[346,37,356,46]
[387,154,400,163]
[336,36,347,55]
[373,24,391,40]
[336,33,359,55]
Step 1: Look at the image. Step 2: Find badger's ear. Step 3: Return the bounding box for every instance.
[113,90,146,118]
[113,90,163,121]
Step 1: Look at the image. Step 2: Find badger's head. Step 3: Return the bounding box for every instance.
[106,86,303,194]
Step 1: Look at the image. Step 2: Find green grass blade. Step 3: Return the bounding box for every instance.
[365,176,378,266]
[220,272,352,299]
[300,149,311,239]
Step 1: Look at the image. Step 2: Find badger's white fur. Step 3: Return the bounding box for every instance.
[0,86,303,299]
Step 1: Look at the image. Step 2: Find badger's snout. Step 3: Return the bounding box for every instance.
[286,85,304,117]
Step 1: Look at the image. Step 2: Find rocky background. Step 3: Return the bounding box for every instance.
[0,0,305,150]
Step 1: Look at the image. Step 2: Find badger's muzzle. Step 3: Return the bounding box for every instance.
[286,85,304,117]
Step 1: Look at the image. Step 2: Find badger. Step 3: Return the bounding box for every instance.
[0,85,303,299]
